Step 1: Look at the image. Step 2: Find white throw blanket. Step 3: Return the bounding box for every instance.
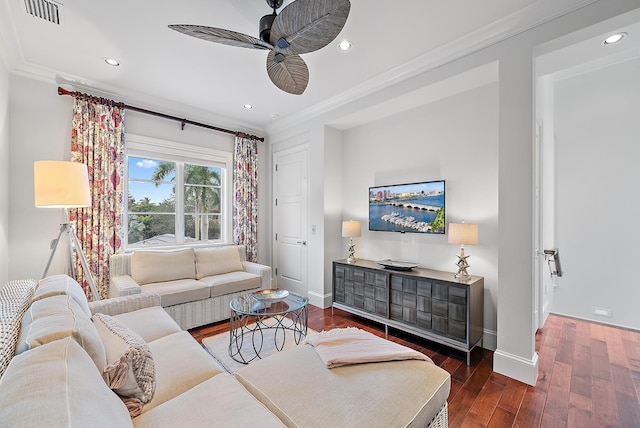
[303,327,432,368]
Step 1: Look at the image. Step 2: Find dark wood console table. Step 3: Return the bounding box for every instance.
[332,259,484,365]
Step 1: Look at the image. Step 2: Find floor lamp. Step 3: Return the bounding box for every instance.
[34,161,101,301]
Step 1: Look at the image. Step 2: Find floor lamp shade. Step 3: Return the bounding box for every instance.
[34,161,91,208]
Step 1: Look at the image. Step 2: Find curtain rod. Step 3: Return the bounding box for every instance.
[57,87,264,142]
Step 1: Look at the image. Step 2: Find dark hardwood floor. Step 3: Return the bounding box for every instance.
[189,306,640,428]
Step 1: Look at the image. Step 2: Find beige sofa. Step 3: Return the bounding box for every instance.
[109,245,272,329]
[0,275,451,427]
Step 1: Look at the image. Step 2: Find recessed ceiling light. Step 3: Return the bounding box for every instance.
[104,58,120,66]
[243,104,253,109]
[337,39,352,52]
[602,32,627,45]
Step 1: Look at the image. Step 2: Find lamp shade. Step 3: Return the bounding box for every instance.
[34,161,91,208]
[448,223,478,245]
[342,220,361,238]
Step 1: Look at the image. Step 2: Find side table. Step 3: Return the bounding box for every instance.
[229,291,308,364]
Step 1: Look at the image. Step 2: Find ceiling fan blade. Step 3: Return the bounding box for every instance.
[266,51,309,95]
[169,25,273,50]
[270,0,350,55]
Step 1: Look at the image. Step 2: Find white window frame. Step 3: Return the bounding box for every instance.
[124,133,233,250]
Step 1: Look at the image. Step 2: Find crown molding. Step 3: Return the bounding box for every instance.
[265,0,598,136]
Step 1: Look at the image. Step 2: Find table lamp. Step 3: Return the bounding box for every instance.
[34,160,100,300]
[448,222,478,280]
[342,220,361,264]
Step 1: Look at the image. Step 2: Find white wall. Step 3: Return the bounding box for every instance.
[341,82,499,348]
[553,57,640,329]
[9,76,71,281]
[7,75,272,281]
[0,57,9,284]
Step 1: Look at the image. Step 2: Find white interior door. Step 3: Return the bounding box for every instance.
[273,147,308,297]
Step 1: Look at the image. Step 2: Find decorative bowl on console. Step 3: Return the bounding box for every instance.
[376,259,419,271]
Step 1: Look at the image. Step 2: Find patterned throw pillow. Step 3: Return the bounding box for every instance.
[0,279,37,379]
[93,313,155,416]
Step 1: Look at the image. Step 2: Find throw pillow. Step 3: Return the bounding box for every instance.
[93,313,156,413]
[194,246,243,279]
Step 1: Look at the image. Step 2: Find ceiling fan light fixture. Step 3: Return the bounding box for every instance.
[337,39,352,52]
[602,32,627,45]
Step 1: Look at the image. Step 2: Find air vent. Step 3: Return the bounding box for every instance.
[23,0,62,25]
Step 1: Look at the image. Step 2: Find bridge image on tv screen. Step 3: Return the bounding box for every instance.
[369,180,445,234]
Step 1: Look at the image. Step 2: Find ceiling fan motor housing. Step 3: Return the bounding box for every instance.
[259,12,276,43]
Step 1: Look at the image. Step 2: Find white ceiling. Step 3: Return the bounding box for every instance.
[0,0,635,135]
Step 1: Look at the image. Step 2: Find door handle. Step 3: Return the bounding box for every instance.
[296,241,307,245]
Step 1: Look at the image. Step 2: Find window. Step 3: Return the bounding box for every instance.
[124,134,232,249]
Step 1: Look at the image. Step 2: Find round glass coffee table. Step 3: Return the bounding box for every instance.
[229,290,308,364]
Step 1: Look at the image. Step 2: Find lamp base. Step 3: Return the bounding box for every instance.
[454,272,471,280]
[454,246,471,280]
[346,239,356,264]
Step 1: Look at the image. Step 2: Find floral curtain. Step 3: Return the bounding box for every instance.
[69,96,125,300]
[233,136,259,262]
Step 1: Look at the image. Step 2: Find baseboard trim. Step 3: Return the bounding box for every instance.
[483,328,497,351]
[493,349,539,386]
[308,291,331,309]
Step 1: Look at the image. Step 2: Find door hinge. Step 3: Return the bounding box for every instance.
[275,198,278,206]
[275,233,278,241]
[275,164,278,172]
[275,267,278,276]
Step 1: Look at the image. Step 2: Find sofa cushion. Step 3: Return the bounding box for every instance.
[141,279,210,307]
[0,337,132,427]
[113,306,182,343]
[235,344,451,428]
[199,271,261,298]
[33,274,91,317]
[0,279,36,379]
[93,314,156,407]
[131,249,196,285]
[132,374,286,428]
[194,246,243,279]
[143,331,223,413]
[17,294,107,377]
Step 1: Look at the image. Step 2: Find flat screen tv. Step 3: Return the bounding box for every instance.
[369,180,445,234]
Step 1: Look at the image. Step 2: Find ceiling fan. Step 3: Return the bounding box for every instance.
[169,0,351,95]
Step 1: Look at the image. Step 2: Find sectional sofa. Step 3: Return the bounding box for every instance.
[109,245,272,329]
[0,274,451,427]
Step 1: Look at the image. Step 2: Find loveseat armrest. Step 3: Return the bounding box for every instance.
[243,262,272,289]
[88,292,161,317]
[109,274,142,298]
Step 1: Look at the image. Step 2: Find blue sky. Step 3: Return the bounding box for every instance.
[370,180,444,195]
